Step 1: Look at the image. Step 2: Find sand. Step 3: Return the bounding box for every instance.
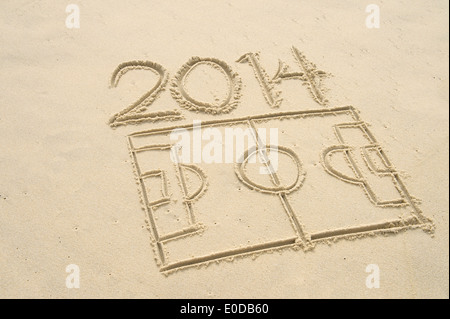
[0,0,448,298]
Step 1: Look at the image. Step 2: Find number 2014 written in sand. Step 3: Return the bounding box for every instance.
[107,46,329,127]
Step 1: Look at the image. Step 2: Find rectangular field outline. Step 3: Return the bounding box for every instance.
[127,106,433,273]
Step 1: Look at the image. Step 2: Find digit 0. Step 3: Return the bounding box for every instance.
[170,57,242,114]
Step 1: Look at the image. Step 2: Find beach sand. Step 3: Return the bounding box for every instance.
[0,0,448,298]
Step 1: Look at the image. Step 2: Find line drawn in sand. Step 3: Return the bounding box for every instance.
[129,142,207,253]
[127,106,434,274]
[322,122,414,209]
[107,49,330,128]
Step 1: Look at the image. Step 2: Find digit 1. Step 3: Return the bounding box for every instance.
[237,52,282,108]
